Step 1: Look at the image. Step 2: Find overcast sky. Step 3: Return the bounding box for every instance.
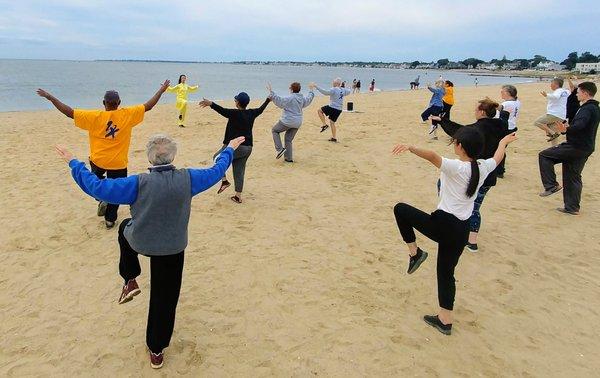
[0,0,598,62]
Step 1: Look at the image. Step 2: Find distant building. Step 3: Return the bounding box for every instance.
[479,63,499,70]
[535,61,565,71]
[575,62,600,73]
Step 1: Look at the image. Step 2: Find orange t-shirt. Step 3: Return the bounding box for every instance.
[74,105,145,169]
[443,86,454,105]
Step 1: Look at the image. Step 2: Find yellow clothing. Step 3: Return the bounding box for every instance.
[167,83,198,125]
[74,105,145,170]
[443,86,454,105]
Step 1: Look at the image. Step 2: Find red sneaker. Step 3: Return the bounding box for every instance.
[150,351,164,369]
[118,279,141,304]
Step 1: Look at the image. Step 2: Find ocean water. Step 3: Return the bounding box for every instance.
[0,59,534,112]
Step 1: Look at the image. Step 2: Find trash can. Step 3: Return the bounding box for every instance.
[347,102,354,111]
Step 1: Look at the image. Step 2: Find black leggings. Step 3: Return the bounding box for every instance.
[393,204,469,310]
[118,219,185,354]
[90,160,127,222]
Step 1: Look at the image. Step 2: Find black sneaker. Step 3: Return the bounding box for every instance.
[328,138,338,143]
[497,173,504,179]
[466,243,478,252]
[407,248,428,274]
[539,185,562,197]
[320,125,329,133]
[423,315,452,335]
[105,220,116,229]
[284,159,294,163]
[276,148,286,159]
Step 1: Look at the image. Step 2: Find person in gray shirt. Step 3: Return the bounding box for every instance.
[268,82,315,162]
[316,77,352,142]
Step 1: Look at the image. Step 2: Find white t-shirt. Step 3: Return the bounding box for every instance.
[501,99,521,130]
[546,88,570,119]
[437,157,498,220]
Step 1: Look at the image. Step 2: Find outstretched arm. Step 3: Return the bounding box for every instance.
[189,136,245,196]
[56,145,138,205]
[315,86,332,95]
[188,85,199,92]
[253,97,271,117]
[37,89,74,118]
[200,99,235,118]
[303,90,315,107]
[392,144,442,168]
[144,79,170,112]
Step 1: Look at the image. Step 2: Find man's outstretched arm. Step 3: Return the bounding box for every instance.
[37,89,74,118]
[144,80,171,112]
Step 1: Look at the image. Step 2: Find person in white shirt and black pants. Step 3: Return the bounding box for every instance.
[392,128,517,335]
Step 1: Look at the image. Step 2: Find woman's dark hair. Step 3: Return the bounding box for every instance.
[477,97,500,118]
[445,80,454,87]
[578,81,597,97]
[178,74,186,84]
[452,127,484,197]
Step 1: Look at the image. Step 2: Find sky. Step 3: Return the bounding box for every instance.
[0,0,598,62]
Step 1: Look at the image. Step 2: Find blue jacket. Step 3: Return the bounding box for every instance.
[428,86,445,108]
[67,147,234,204]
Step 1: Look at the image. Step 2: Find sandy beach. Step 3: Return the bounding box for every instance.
[1,82,599,376]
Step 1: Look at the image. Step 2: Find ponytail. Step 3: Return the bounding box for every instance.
[466,160,479,197]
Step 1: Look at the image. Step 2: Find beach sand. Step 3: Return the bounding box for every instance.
[1,83,599,376]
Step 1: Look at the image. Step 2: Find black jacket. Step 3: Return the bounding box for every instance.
[210,98,271,146]
[440,117,510,187]
[566,99,599,155]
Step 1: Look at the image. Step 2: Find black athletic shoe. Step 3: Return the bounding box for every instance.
[105,221,116,229]
[276,148,286,159]
[466,243,478,252]
[328,138,338,143]
[407,248,428,274]
[320,125,329,133]
[497,173,504,179]
[423,315,452,335]
[179,114,183,121]
[539,185,562,197]
[284,159,294,163]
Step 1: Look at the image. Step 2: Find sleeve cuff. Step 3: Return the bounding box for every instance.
[68,159,81,168]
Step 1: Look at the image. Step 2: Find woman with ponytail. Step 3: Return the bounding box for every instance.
[430,98,511,252]
[392,128,517,335]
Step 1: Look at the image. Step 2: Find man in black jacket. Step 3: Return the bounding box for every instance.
[538,82,599,215]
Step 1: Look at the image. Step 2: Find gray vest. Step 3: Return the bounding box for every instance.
[123,166,192,256]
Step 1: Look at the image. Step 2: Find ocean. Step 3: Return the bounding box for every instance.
[0,59,534,112]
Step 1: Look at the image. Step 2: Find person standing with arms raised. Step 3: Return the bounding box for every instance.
[37,80,170,228]
[166,74,199,128]
[316,77,352,143]
[392,128,516,335]
[538,82,599,215]
[55,134,244,369]
[199,92,270,204]
[268,82,315,162]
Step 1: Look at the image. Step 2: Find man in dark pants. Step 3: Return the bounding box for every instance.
[37,80,170,228]
[538,82,599,215]
[55,134,244,369]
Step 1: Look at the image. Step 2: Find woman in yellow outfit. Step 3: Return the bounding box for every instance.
[166,75,198,127]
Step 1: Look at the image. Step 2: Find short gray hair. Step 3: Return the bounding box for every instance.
[333,77,342,86]
[552,77,564,88]
[146,134,177,165]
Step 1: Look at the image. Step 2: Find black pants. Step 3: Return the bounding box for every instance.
[442,102,452,120]
[421,105,443,125]
[539,143,589,212]
[393,204,469,310]
[90,160,128,222]
[118,219,184,354]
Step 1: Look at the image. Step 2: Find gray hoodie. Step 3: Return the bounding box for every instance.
[316,86,352,110]
[270,90,315,128]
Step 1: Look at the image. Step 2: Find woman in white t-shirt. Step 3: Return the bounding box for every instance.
[497,85,521,178]
[392,127,517,335]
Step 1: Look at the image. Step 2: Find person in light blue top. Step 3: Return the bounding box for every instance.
[421,80,446,140]
[316,77,353,142]
[268,81,315,162]
[54,134,244,369]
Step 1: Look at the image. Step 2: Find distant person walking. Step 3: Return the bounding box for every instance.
[534,78,570,145]
[474,78,479,87]
[37,80,170,228]
[316,78,352,143]
[442,81,454,120]
[268,82,315,162]
[55,134,244,369]
[369,79,376,92]
[356,79,362,93]
[166,75,198,128]
[392,128,516,335]
[352,79,358,93]
[199,92,270,204]
[538,82,599,215]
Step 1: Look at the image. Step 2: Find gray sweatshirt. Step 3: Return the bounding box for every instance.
[270,90,315,128]
[316,86,352,110]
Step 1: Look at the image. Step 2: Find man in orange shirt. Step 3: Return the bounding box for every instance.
[37,80,170,228]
